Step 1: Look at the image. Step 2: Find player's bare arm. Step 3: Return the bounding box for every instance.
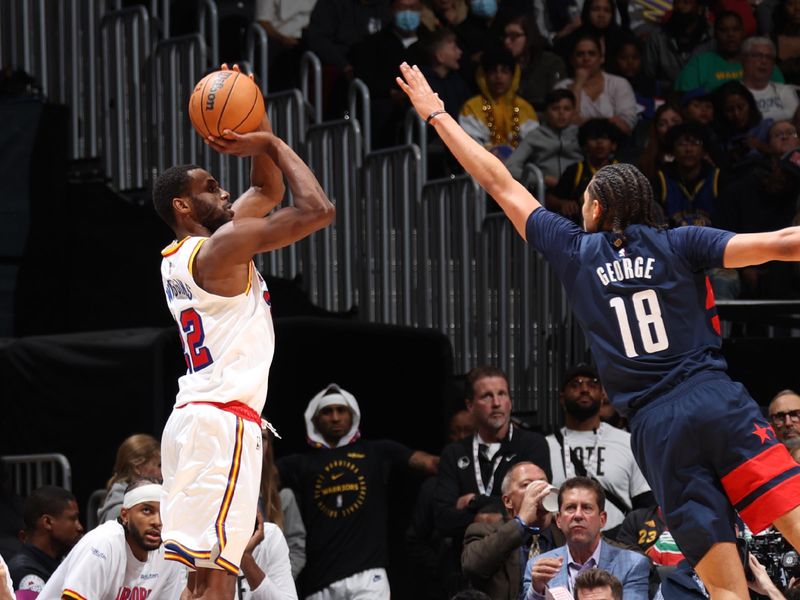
[195,131,334,295]
[395,62,541,240]
[723,225,800,268]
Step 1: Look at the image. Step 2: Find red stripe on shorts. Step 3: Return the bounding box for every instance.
[721,444,796,504]
[738,472,800,534]
[183,400,261,424]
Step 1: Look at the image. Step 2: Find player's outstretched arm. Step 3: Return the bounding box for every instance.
[203,131,334,265]
[723,225,800,268]
[396,62,541,240]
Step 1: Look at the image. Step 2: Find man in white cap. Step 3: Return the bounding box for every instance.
[277,383,438,599]
[38,479,185,600]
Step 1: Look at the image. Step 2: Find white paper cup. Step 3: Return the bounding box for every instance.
[542,485,559,512]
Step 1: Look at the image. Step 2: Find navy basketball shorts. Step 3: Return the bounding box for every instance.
[629,371,800,566]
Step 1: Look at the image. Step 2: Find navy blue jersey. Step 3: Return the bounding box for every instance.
[526,208,736,416]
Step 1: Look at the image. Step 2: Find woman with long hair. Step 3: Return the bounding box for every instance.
[554,0,626,65]
[713,80,771,167]
[639,103,683,181]
[97,433,161,523]
[260,429,306,580]
[554,34,638,135]
[503,14,567,109]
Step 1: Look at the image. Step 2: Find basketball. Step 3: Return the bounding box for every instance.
[188,70,265,139]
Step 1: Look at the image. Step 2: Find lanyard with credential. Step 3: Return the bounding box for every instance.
[472,424,513,495]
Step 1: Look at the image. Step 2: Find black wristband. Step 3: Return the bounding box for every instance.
[426,109,447,124]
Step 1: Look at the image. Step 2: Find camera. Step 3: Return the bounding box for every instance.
[747,531,800,589]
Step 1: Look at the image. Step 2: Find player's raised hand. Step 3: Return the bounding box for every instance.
[396,62,445,122]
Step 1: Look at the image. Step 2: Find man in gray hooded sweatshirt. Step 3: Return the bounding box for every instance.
[277,383,438,600]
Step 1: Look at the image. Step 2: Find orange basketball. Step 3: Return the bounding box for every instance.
[188,70,265,139]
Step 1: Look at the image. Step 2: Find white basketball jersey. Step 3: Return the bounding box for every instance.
[160,236,275,413]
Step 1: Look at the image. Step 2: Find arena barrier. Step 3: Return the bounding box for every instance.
[348,79,372,157]
[300,50,323,125]
[1,453,72,495]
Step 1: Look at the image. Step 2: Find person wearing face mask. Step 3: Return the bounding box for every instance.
[350,0,428,147]
[544,364,654,539]
[453,0,500,87]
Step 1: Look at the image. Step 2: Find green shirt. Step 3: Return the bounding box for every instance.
[675,51,784,92]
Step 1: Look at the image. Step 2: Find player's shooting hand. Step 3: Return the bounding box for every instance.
[531,556,563,594]
[206,130,277,157]
[220,62,255,82]
[245,512,265,555]
[396,62,445,122]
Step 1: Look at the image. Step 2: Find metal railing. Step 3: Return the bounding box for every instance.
[361,144,423,325]
[418,175,486,373]
[100,6,151,190]
[348,79,372,156]
[245,21,269,92]
[1,453,72,495]
[300,51,323,125]
[404,108,428,183]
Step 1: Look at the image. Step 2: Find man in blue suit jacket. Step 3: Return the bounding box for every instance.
[522,477,651,599]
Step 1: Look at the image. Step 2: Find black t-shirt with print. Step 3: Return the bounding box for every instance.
[277,439,412,594]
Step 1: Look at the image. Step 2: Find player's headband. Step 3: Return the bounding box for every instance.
[122,484,162,509]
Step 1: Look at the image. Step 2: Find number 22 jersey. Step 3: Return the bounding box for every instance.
[160,236,275,413]
[526,208,735,417]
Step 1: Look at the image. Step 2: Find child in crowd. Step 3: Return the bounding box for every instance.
[545,118,620,222]
[505,89,582,188]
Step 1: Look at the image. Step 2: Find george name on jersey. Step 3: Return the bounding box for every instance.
[165,279,193,301]
[596,257,655,286]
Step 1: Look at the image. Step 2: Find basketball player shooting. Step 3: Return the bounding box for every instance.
[152,71,334,597]
[396,62,800,599]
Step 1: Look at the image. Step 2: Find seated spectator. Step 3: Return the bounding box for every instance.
[617,505,685,566]
[652,122,722,227]
[521,477,651,599]
[643,0,714,94]
[505,89,582,188]
[681,88,715,126]
[462,462,564,599]
[305,0,392,117]
[502,15,567,111]
[454,0,501,85]
[238,512,298,600]
[713,80,772,167]
[573,568,623,600]
[675,11,785,93]
[38,479,184,599]
[97,433,161,523]
[638,102,683,182]
[433,366,551,587]
[422,28,472,122]
[8,487,83,597]
[741,37,800,122]
[277,383,438,599]
[350,0,428,148]
[422,0,468,30]
[554,34,638,135]
[771,0,800,84]
[546,119,620,223]
[459,47,539,159]
[554,0,627,68]
[406,410,476,600]
[768,388,800,454]
[259,427,305,580]
[609,34,659,121]
[254,0,314,91]
[545,364,653,536]
[533,0,582,46]
[713,122,800,297]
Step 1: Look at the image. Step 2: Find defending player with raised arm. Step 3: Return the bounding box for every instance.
[153,103,334,600]
[397,61,800,600]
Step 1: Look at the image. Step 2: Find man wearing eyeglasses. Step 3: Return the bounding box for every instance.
[741,37,800,122]
[768,389,800,456]
[545,364,653,538]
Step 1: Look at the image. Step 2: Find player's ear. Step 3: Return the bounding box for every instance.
[173,196,192,215]
[591,198,603,223]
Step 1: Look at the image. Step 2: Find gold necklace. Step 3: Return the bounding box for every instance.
[481,97,521,148]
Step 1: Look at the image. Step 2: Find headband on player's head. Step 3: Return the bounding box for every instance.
[122,484,162,509]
